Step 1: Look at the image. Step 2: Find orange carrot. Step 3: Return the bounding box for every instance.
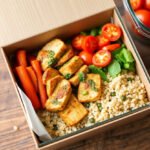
[31,60,47,108]
[15,66,41,109]
[16,50,28,67]
[28,55,36,65]
[26,66,38,93]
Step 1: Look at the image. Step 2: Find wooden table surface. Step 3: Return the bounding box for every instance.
[0,0,150,150]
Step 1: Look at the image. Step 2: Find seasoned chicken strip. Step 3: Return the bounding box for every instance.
[55,45,74,67]
[42,67,60,85]
[59,56,83,79]
[69,65,89,86]
[59,95,88,126]
[78,74,101,102]
[45,78,72,112]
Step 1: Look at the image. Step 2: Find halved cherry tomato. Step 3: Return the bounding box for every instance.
[102,44,121,51]
[102,23,122,42]
[79,51,93,65]
[92,50,111,67]
[130,0,143,11]
[145,0,150,10]
[82,35,98,53]
[96,35,110,48]
[72,35,85,50]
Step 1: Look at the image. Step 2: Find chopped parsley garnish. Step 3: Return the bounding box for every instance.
[127,77,134,82]
[47,50,57,66]
[82,90,88,96]
[78,72,86,82]
[89,118,95,123]
[53,124,58,130]
[52,99,59,105]
[64,73,71,79]
[97,103,102,111]
[121,95,127,101]
[87,79,98,91]
[110,92,116,96]
[84,103,90,108]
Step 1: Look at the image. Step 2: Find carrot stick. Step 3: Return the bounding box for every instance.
[26,66,38,93]
[16,50,28,67]
[15,66,41,109]
[31,60,47,108]
[27,55,36,65]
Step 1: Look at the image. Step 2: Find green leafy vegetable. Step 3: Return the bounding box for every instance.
[90,28,99,36]
[89,65,108,81]
[108,60,121,77]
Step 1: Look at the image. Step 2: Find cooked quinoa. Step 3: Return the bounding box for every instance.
[37,71,149,137]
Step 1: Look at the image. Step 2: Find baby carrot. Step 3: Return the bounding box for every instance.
[16,50,28,67]
[31,60,47,108]
[15,66,41,109]
[26,66,38,93]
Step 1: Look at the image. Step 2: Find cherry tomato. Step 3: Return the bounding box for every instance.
[72,35,85,50]
[102,44,121,51]
[92,50,111,67]
[82,35,98,53]
[79,51,93,65]
[96,35,110,48]
[130,0,143,11]
[145,0,150,10]
[135,9,150,28]
[102,23,122,42]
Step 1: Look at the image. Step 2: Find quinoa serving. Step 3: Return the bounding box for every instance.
[37,71,149,137]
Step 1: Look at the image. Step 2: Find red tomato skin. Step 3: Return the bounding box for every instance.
[79,51,93,65]
[102,23,122,42]
[82,36,98,53]
[102,44,121,51]
[96,35,110,48]
[92,50,111,67]
[135,9,150,28]
[130,0,143,11]
[72,35,85,50]
[145,0,150,10]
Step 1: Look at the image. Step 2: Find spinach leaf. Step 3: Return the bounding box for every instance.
[122,48,134,63]
[90,28,99,36]
[89,65,108,81]
[108,60,121,77]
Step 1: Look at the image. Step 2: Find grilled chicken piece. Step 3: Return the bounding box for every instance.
[59,56,83,79]
[59,95,88,126]
[46,75,64,97]
[42,67,60,85]
[37,39,67,71]
[55,45,74,67]
[45,78,72,112]
[78,74,101,102]
[69,65,89,86]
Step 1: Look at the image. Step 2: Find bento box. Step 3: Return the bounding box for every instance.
[1,1,150,150]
